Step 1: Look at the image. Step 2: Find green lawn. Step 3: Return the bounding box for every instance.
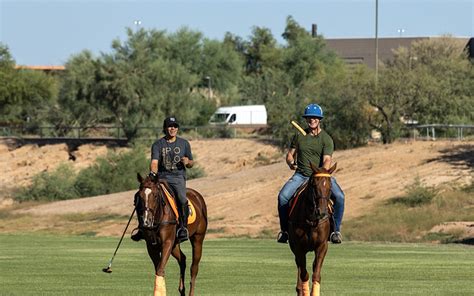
[0,234,472,295]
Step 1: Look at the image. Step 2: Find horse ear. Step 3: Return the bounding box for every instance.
[328,162,337,174]
[137,173,143,183]
[310,162,318,172]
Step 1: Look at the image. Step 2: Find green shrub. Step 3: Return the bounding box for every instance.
[15,163,79,202]
[462,182,474,193]
[187,165,206,180]
[15,145,207,202]
[193,126,235,138]
[389,177,438,207]
[75,146,149,196]
[344,182,474,243]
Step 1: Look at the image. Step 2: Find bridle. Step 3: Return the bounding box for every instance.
[137,182,178,231]
[306,172,332,227]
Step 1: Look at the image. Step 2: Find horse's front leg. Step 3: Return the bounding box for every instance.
[294,252,310,296]
[311,241,328,296]
[154,237,174,296]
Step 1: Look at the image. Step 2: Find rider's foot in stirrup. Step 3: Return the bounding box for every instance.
[177,227,189,243]
[131,229,143,242]
[330,231,342,244]
[277,231,289,244]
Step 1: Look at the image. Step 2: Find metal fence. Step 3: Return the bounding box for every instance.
[0,124,271,144]
[405,124,474,141]
[1,124,472,146]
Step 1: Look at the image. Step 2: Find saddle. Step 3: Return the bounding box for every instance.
[159,183,197,225]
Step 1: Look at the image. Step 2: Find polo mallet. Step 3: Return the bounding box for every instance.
[102,207,136,273]
[291,120,307,136]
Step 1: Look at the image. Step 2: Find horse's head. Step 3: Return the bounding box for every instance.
[136,173,163,229]
[305,163,337,223]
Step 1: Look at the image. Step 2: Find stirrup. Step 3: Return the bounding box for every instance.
[330,231,342,244]
[177,227,189,243]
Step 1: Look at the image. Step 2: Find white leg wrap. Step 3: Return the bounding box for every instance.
[311,281,320,296]
[302,281,310,296]
[154,275,166,296]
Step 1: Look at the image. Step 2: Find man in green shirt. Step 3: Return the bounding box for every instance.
[277,103,345,244]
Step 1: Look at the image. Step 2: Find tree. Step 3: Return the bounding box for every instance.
[0,44,58,126]
[282,16,309,46]
[197,39,242,93]
[245,26,280,74]
[324,65,373,148]
[370,36,474,143]
[167,27,203,74]
[55,50,111,133]
[405,37,474,124]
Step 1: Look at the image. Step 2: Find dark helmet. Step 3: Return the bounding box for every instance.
[302,104,324,119]
[162,116,179,133]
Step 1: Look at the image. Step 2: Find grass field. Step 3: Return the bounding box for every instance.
[0,234,473,295]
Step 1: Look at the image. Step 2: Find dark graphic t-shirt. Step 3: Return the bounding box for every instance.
[151,137,193,177]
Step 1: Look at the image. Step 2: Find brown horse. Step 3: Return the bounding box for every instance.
[135,173,208,296]
[288,163,336,296]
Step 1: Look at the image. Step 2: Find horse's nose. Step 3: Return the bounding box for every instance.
[143,212,153,228]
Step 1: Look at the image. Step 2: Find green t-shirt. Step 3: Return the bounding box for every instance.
[290,129,334,177]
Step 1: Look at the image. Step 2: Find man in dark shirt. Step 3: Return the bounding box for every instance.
[132,116,194,243]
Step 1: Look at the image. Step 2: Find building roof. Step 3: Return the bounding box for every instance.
[325,37,472,68]
[15,65,65,71]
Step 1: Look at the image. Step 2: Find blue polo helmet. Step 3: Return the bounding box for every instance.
[302,104,324,119]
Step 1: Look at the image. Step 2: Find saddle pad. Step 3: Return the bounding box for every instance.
[159,184,197,225]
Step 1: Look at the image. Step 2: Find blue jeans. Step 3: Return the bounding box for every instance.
[278,172,345,232]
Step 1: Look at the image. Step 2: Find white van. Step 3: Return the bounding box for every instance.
[209,105,267,125]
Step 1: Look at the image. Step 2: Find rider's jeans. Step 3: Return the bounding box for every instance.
[278,172,345,233]
[331,177,345,232]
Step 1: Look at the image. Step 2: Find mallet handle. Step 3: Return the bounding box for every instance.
[291,120,307,136]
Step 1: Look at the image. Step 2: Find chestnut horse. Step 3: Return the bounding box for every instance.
[288,163,336,296]
[135,173,208,296]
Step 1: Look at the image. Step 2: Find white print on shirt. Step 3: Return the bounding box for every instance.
[162,145,181,171]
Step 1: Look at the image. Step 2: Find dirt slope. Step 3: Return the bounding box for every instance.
[2,139,473,238]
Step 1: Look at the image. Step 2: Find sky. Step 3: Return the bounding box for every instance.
[0,0,472,65]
